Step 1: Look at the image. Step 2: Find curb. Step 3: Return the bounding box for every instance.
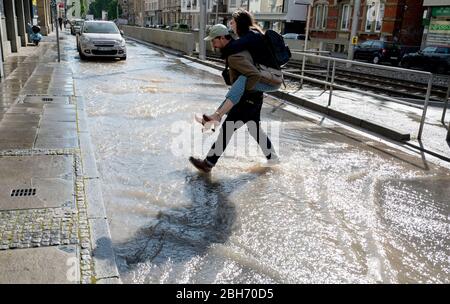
[270,91,411,142]
[75,96,122,284]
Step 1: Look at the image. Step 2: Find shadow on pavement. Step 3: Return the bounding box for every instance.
[102,168,271,282]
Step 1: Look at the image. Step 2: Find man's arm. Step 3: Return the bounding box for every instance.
[228,52,261,90]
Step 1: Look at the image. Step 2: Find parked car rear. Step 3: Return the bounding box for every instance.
[354,40,401,65]
[70,19,84,35]
[400,46,450,75]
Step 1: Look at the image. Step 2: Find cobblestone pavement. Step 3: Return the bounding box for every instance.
[0,32,119,283]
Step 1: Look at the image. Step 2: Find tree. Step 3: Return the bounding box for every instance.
[80,0,87,17]
[89,0,121,20]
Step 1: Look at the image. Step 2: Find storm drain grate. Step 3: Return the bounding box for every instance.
[11,188,37,197]
[42,97,53,102]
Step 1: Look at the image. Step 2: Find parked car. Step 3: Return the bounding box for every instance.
[70,19,84,35]
[171,23,189,31]
[353,40,401,65]
[282,33,309,40]
[77,20,126,60]
[400,46,450,75]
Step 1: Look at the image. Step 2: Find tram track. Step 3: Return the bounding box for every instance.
[201,52,449,103]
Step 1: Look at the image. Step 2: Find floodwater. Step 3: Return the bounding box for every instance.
[68,36,450,283]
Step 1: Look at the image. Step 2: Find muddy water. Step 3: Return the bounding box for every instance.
[69,38,449,283]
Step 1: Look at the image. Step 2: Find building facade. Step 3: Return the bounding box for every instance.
[133,0,145,26]
[0,0,55,78]
[161,0,181,27]
[422,0,450,47]
[309,0,425,54]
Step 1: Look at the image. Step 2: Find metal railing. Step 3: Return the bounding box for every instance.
[441,78,450,123]
[288,51,435,140]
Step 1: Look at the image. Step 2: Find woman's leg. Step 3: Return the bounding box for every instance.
[206,75,280,123]
[203,75,248,124]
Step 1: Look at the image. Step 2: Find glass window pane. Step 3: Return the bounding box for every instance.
[315,5,322,29]
[366,4,373,31]
[322,6,328,29]
[375,4,384,32]
[423,47,437,53]
[341,5,349,30]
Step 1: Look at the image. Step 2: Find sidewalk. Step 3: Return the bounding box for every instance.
[281,87,450,164]
[0,31,120,283]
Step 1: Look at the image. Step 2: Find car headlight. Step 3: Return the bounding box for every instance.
[118,39,126,47]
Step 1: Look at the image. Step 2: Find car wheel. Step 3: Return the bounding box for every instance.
[79,52,86,60]
[120,56,126,61]
[372,56,380,64]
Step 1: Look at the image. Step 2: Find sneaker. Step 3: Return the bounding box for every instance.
[189,157,213,173]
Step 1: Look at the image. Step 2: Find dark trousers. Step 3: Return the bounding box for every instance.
[206,91,276,166]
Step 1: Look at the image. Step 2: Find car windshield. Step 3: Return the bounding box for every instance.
[83,22,119,34]
[372,41,383,48]
[436,47,450,54]
[422,47,437,53]
[283,33,297,39]
[74,21,83,26]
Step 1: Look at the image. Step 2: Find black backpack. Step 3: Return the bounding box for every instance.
[264,30,291,68]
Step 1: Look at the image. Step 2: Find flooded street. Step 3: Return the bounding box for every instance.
[68,36,449,283]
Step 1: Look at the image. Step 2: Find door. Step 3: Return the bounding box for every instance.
[356,41,373,60]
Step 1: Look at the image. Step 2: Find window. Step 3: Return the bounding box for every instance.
[341,4,350,31]
[422,47,436,54]
[314,4,328,29]
[366,2,385,32]
[375,3,384,32]
[322,5,328,29]
[315,5,322,29]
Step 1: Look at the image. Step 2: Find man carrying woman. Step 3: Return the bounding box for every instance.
[189,10,281,173]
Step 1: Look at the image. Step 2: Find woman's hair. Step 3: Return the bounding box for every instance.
[232,9,263,37]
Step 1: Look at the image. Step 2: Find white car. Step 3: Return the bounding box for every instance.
[78,21,126,60]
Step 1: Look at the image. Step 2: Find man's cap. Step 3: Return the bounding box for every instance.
[204,24,230,41]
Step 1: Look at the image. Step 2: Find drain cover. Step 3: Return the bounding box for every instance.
[42,98,53,102]
[11,188,36,197]
[0,155,74,211]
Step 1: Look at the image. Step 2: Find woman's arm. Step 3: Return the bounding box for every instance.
[226,31,261,55]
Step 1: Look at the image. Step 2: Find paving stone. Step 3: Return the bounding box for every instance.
[0,246,79,283]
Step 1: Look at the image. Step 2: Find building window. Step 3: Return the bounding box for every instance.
[315,4,328,30]
[230,0,236,8]
[365,1,385,32]
[341,4,350,31]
